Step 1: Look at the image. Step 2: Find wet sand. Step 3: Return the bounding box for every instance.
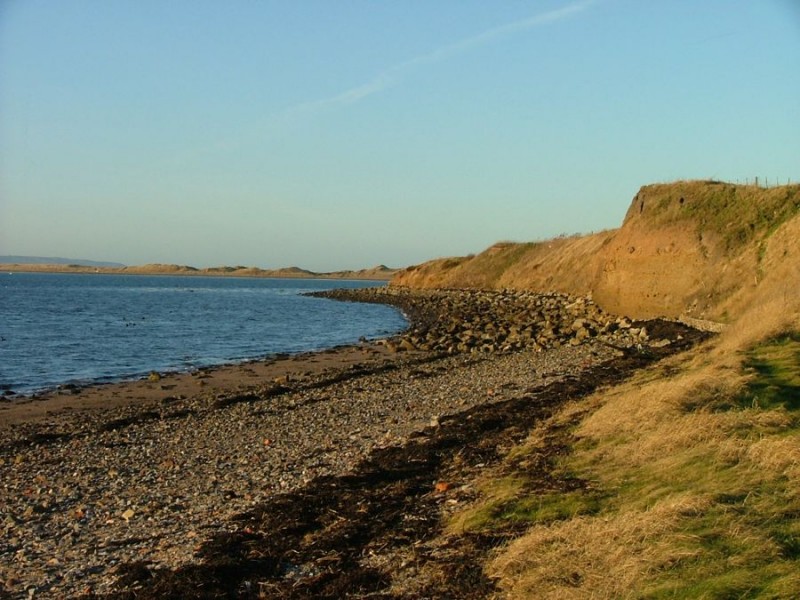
[0,341,408,427]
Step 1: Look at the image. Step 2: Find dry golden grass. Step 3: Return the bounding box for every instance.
[485,337,800,596]
[746,436,800,475]
[484,286,800,598]
[488,495,712,600]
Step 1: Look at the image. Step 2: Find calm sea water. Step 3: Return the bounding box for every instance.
[0,273,407,395]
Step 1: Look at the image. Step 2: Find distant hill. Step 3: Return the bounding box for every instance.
[0,256,126,268]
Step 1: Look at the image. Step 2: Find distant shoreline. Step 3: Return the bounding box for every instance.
[0,262,398,281]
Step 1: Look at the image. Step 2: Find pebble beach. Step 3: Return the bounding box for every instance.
[0,287,685,598]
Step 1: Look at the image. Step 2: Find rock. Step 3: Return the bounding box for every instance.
[399,339,416,352]
[571,318,587,332]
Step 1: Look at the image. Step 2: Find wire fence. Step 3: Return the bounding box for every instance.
[730,177,797,188]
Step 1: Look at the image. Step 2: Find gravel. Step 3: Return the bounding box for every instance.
[0,287,654,598]
[0,342,623,598]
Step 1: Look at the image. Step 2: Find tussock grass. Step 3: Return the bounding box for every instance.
[448,424,605,535]
[458,321,800,598]
[488,495,712,600]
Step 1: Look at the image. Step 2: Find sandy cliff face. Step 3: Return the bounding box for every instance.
[591,183,728,318]
[392,181,800,321]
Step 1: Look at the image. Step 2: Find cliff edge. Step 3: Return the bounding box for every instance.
[393,180,800,322]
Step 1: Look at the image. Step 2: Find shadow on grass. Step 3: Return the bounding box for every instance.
[741,332,800,412]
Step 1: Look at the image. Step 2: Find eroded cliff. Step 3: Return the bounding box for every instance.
[392,180,800,321]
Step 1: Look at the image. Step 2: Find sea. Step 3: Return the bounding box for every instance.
[0,272,408,395]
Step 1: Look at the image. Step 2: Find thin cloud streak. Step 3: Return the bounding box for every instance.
[274,0,595,123]
[276,74,396,124]
[403,0,594,68]
[170,0,595,164]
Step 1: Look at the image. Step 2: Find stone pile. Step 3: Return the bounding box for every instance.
[311,287,652,354]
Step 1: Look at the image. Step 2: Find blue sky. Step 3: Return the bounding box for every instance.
[1,0,798,271]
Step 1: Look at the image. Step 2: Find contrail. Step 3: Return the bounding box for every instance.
[402,0,595,68]
[172,0,595,163]
[275,0,595,123]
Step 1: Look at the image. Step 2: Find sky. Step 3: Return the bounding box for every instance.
[1,1,798,271]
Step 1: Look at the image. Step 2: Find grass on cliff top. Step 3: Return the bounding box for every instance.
[636,181,800,254]
[450,331,800,599]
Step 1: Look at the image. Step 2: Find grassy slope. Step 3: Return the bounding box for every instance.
[411,182,800,598]
[480,330,800,598]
